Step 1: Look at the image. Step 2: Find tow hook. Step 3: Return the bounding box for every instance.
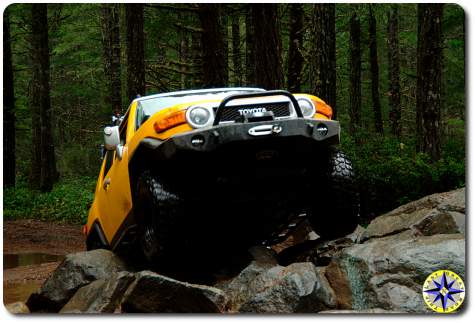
[248,124,283,137]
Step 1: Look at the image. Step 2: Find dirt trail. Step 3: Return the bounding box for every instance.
[3,220,85,304]
[3,219,85,255]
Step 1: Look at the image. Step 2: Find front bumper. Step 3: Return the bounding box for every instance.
[144,118,340,159]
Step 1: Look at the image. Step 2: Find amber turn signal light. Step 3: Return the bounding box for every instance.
[154,110,187,133]
[310,98,333,119]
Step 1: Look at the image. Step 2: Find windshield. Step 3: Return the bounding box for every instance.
[135,89,264,128]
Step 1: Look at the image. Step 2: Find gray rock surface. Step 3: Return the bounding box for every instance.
[60,271,135,313]
[359,188,465,242]
[215,260,277,311]
[221,262,337,313]
[329,232,465,312]
[120,270,227,313]
[26,249,128,312]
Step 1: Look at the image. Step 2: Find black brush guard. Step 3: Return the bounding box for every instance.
[213,90,304,125]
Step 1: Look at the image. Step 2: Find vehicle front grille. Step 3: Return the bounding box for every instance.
[215,102,291,122]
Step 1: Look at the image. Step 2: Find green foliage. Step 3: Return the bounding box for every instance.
[341,127,465,219]
[3,177,96,224]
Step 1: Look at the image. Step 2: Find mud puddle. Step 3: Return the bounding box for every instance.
[4,253,64,270]
[3,253,64,304]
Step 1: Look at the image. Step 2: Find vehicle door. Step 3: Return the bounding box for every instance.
[100,110,135,243]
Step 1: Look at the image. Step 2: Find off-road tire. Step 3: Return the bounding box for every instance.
[308,147,360,240]
[134,170,185,264]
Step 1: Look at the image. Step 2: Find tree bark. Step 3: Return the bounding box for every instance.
[245,5,255,85]
[309,4,336,117]
[190,31,203,87]
[198,4,227,87]
[231,13,242,86]
[349,11,362,136]
[221,10,229,84]
[251,4,284,89]
[126,3,145,101]
[30,3,57,192]
[287,3,304,93]
[387,5,401,138]
[416,4,443,161]
[101,3,122,114]
[3,10,16,188]
[178,11,187,89]
[369,5,383,134]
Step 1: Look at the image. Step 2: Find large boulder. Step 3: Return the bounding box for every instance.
[327,232,465,313]
[120,271,227,313]
[221,262,337,313]
[215,260,275,311]
[26,249,128,312]
[359,188,465,242]
[60,271,135,313]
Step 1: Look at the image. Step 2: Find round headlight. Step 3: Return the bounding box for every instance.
[186,106,213,128]
[297,98,316,118]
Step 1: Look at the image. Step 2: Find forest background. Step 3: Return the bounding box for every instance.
[2,3,465,224]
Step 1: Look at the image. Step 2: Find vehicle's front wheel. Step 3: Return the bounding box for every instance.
[134,170,185,264]
[308,147,360,240]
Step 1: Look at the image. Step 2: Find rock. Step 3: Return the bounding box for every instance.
[320,308,398,314]
[359,188,465,242]
[27,249,128,312]
[60,271,135,313]
[121,270,227,313]
[278,237,353,267]
[346,225,365,243]
[215,260,274,311]
[323,260,352,310]
[248,245,279,266]
[328,232,465,312]
[223,262,336,313]
[271,220,314,253]
[412,209,465,236]
[5,302,30,314]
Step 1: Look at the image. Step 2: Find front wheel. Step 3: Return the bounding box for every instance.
[308,148,360,240]
[134,170,185,264]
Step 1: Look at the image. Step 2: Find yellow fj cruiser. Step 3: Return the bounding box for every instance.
[85,88,359,264]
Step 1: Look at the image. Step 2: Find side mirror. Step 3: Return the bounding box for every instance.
[104,126,120,150]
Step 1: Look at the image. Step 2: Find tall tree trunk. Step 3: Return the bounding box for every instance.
[30,4,57,192]
[251,4,284,89]
[245,6,255,85]
[369,5,383,134]
[101,3,122,114]
[349,11,362,136]
[221,10,229,84]
[232,13,242,86]
[198,4,227,87]
[191,31,203,87]
[178,12,187,89]
[387,5,401,138]
[416,4,443,161]
[3,10,16,188]
[310,4,336,117]
[287,3,304,93]
[126,3,145,101]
